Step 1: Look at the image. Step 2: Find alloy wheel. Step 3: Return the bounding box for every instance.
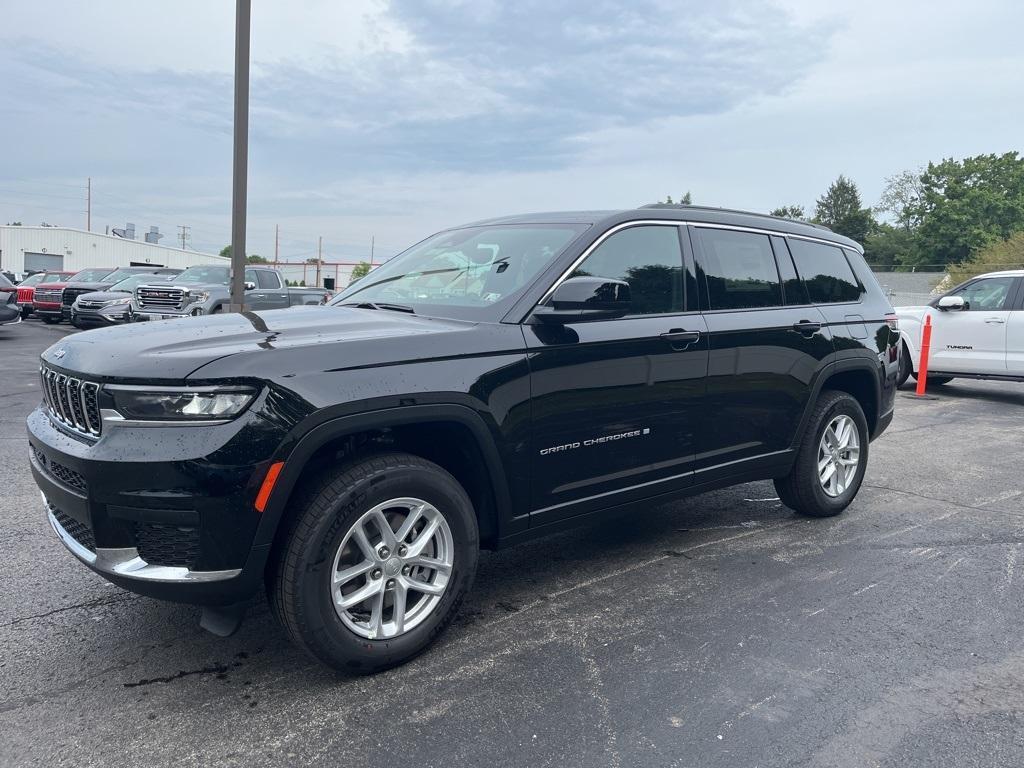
[817,414,861,497]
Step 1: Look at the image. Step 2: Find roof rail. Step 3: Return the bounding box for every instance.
[638,203,834,232]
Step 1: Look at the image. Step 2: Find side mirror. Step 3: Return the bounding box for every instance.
[532,276,631,324]
[244,281,257,291]
[937,295,966,311]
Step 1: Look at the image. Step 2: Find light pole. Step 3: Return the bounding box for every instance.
[229,0,251,313]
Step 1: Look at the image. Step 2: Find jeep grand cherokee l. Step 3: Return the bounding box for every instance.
[28,206,899,672]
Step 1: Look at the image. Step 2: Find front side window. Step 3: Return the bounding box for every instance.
[697,228,782,310]
[569,225,684,315]
[950,276,1016,311]
[332,224,588,321]
[257,270,282,289]
[176,266,230,285]
[788,239,863,304]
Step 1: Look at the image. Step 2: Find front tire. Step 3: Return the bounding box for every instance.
[41,315,60,325]
[897,341,913,388]
[270,452,479,673]
[774,390,869,518]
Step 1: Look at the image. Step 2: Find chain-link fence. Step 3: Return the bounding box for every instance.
[869,269,946,307]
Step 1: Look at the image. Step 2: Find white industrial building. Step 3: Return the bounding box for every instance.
[0,225,226,275]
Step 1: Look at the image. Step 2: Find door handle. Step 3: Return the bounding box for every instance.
[793,320,822,335]
[984,317,1006,324]
[661,328,701,348]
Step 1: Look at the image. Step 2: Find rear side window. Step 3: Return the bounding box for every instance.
[696,228,782,310]
[788,239,863,304]
[570,225,684,315]
[257,270,282,289]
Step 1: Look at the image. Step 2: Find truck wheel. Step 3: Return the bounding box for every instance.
[774,390,868,518]
[269,452,479,673]
[41,315,60,325]
[896,341,913,388]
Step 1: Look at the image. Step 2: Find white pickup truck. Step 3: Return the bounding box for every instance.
[896,270,1024,387]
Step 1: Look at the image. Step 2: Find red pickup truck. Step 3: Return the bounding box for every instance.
[16,271,75,318]
[32,268,113,324]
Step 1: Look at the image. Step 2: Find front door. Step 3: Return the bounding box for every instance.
[928,276,1019,374]
[691,227,835,479]
[525,224,708,525]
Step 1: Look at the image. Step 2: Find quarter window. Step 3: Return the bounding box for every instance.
[950,276,1016,311]
[696,229,782,310]
[570,225,684,315]
[788,239,863,304]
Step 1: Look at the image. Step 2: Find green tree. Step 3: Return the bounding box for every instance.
[246,254,268,264]
[907,152,1024,267]
[6,221,22,226]
[814,175,876,244]
[770,205,806,221]
[663,192,692,205]
[876,169,924,229]
[350,261,372,281]
[219,245,231,258]
[947,231,1024,285]
[863,223,920,269]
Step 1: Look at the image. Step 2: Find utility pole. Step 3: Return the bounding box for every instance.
[229,0,251,313]
[177,225,191,250]
[274,224,279,265]
[316,236,323,288]
[370,235,375,264]
[86,177,91,232]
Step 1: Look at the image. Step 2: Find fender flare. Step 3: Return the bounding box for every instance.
[793,357,883,447]
[251,403,513,548]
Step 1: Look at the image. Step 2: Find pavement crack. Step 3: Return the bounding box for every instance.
[123,663,231,688]
[6,593,139,627]
[863,484,1024,519]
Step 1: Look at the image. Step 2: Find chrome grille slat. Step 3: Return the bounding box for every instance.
[40,365,101,438]
[137,287,185,311]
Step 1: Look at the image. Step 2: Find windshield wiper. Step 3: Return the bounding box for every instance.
[338,301,416,314]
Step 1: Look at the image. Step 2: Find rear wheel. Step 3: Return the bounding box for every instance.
[897,342,913,388]
[774,390,869,518]
[270,452,478,673]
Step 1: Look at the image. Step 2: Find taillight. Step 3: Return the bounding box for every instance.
[885,313,899,331]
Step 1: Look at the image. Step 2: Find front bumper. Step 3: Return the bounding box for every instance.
[132,308,200,321]
[27,398,283,605]
[72,306,130,325]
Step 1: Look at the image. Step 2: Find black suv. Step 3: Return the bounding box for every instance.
[28,206,898,671]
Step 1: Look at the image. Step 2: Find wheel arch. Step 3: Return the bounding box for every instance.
[797,359,883,445]
[253,404,513,556]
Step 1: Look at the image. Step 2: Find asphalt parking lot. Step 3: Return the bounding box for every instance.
[2,317,1023,768]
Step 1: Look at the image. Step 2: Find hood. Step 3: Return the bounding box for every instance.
[75,290,132,303]
[65,281,118,292]
[39,305,482,381]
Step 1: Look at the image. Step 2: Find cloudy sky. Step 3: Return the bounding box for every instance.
[1,0,1021,262]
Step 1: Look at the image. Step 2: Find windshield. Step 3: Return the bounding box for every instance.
[42,273,70,283]
[70,268,115,283]
[176,266,230,285]
[330,224,588,320]
[20,273,45,287]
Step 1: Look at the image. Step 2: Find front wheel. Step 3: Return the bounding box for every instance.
[41,315,60,325]
[774,390,869,518]
[897,342,913,388]
[269,452,479,673]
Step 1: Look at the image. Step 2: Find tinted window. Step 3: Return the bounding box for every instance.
[951,276,1016,311]
[788,239,863,303]
[257,270,282,289]
[697,229,782,310]
[570,225,683,315]
[771,236,808,306]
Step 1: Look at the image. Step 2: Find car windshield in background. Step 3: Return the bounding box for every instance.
[175,266,230,285]
[70,268,115,283]
[110,275,172,293]
[19,273,45,287]
[103,270,147,283]
[330,224,588,320]
[41,273,70,284]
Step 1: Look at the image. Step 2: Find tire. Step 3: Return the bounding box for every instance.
[209,305,222,314]
[20,307,30,319]
[41,315,60,325]
[896,341,913,388]
[269,452,479,673]
[774,390,869,518]
[908,372,954,386]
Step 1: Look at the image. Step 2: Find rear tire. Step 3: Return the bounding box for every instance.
[897,342,913,388]
[774,390,869,518]
[269,452,479,673]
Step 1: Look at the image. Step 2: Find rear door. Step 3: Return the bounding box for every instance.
[691,226,833,480]
[927,276,1018,374]
[1004,279,1024,374]
[255,269,289,309]
[525,223,708,524]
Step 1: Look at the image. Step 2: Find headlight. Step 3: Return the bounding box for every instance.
[103,297,132,307]
[108,386,256,421]
[185,291,210,305]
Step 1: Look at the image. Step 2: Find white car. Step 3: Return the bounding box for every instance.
[896,270,1024,387]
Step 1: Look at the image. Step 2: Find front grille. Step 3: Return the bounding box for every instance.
[34,289,62,303]
[51,506,96,552]
[17,287,33,303]
[136,522,200,568]
[137,286,185,311]
[63,287,93,307]
[76,300,105,310]
[40,365,102,438]
[32,445,88,493]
